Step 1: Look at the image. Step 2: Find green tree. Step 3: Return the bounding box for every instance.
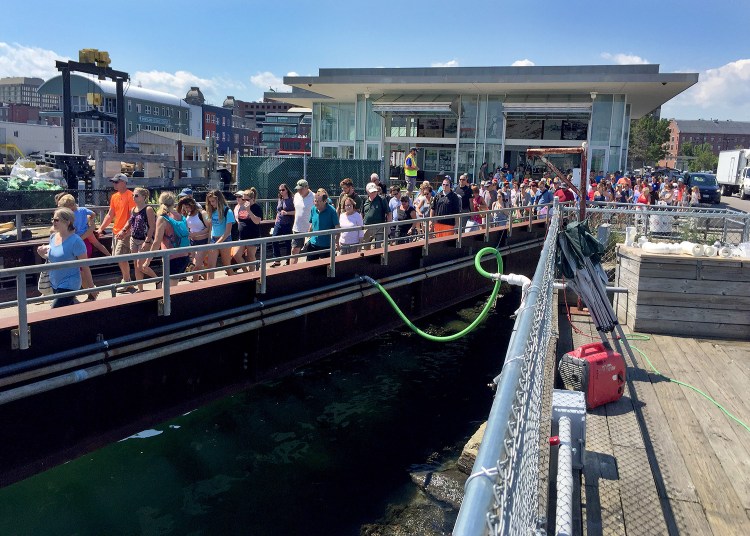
[628,115,671,168]
[688,143,718,172]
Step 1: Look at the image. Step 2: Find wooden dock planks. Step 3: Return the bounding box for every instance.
[561,305,750,535]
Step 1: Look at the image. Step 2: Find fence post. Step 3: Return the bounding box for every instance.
[743,217,750,244]
[303,154,308,180]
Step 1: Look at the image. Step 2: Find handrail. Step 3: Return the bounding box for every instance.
[0,203,554,350]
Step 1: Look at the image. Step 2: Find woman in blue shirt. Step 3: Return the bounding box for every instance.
[37,208,91,308]
[204,189,236,278]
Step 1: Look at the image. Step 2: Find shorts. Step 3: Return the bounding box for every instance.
[130,236,146,253]
[190,238,209,247]
[291,236,306,249]
[169,255,191,275]
[211,236,232,244]
[113,236,131,256]
[82,237,93,258]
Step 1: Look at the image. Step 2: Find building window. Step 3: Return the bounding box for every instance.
[128,121,132,133]
[162,107,166,116]
[205,113,210,121]
[137,124,141,131]
[127,100,132,112]
[136,103,142,113]
[145,105,151,114]
[153,107,159,116]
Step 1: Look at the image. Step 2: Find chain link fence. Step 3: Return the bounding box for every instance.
[454,213,559,536]
[237,155,384,199]
[563,203,750,283]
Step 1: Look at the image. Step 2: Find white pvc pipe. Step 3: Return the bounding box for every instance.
[556,416,573,536]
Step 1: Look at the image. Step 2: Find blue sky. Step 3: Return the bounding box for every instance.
[1,0,748,120]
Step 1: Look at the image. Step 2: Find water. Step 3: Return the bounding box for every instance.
[0,295,516,535]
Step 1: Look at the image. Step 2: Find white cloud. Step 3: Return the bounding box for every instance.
[0,42,70,79]
[249,71,298,95]
[601,52,649,65]
[661,58,750,120]
[431,60,459,67]
[132,70,249,105]
[512,59,535,67]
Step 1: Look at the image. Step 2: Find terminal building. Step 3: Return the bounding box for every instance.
[267,65,698,179]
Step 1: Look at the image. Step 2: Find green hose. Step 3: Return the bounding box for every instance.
[368,247,504,342]
[626,334,750,434]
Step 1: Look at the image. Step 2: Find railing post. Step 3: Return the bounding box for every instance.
[327,231,336,278]
[160,254,171,316]
[456,214,463,248]
[15,213,23,242]
[422,219,430,257]
[507,208,513,238]
[381,225,389,265]
[484,212,490,242]
[15,274,29,350]
[258,241,267,294]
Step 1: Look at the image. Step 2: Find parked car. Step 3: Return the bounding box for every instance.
[683,172,721,204]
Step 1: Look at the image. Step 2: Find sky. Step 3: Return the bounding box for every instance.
[1,0,748,121]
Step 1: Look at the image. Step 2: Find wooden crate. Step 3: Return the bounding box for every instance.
[615,245,750,339]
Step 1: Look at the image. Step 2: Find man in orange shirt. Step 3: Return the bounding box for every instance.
[97,173,136,291]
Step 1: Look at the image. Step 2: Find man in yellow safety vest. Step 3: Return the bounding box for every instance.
[404,147,419,193]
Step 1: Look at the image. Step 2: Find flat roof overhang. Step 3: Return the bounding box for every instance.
[266,65,698,119]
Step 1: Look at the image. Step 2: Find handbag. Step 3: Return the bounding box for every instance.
[38,265,52,296]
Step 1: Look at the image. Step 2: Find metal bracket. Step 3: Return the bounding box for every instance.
[11,328,30,349]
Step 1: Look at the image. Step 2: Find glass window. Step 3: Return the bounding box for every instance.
[338,104,355,141]
[128,121,132,133]
[136,103,142,113]
[320,104,337,141]
[506,119,543,139]
[153,107,159,116]
[591,95,613,144]
[145,105,151,115]
[460,96,478,139]
[365,100,381,141]
[127,100,132,112]
[486,97,503,141]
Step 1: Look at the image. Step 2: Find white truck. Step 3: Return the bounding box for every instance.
[716,149,750,198]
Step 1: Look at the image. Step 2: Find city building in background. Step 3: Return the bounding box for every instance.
[0,103,41,124]
[261,109,311,154]
[268,65,697,179]
[661,119,750,168]
[0,77,59,109]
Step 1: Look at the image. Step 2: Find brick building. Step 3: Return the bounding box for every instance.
[661,119,750,168]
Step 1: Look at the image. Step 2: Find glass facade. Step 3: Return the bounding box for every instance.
[312,92,631,178]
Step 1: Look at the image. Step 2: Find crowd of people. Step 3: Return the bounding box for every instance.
[586,170,701,207]
[38,169,583,308]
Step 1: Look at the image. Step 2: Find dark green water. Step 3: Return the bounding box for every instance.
[0,296,516,535]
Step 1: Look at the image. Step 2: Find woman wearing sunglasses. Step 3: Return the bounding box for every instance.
[37,208,92,308]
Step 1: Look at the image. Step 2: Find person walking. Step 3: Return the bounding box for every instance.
[37,208,92,308]
[97,173,136,292]
[362,182,391,250]
[291,179,315,264]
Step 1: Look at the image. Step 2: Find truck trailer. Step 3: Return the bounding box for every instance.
[716,149,750,198]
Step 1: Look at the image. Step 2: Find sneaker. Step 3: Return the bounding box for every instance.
[270,261,281,268]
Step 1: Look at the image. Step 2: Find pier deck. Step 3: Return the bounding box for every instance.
[564,307,750,535]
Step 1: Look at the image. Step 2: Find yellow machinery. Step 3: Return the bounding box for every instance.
[78,49,111,69]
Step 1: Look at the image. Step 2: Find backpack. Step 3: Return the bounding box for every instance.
[224,206,239,241]
[162,214,190,249]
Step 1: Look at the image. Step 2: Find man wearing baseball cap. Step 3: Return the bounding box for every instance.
[289,179,315,264]
[97,173,136,291]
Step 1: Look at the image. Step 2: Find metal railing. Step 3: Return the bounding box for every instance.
[454,209,560,536]
[0,204,553,350]
[563,203,750,282]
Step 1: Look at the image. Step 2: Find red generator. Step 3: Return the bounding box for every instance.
[559,342,626,409]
